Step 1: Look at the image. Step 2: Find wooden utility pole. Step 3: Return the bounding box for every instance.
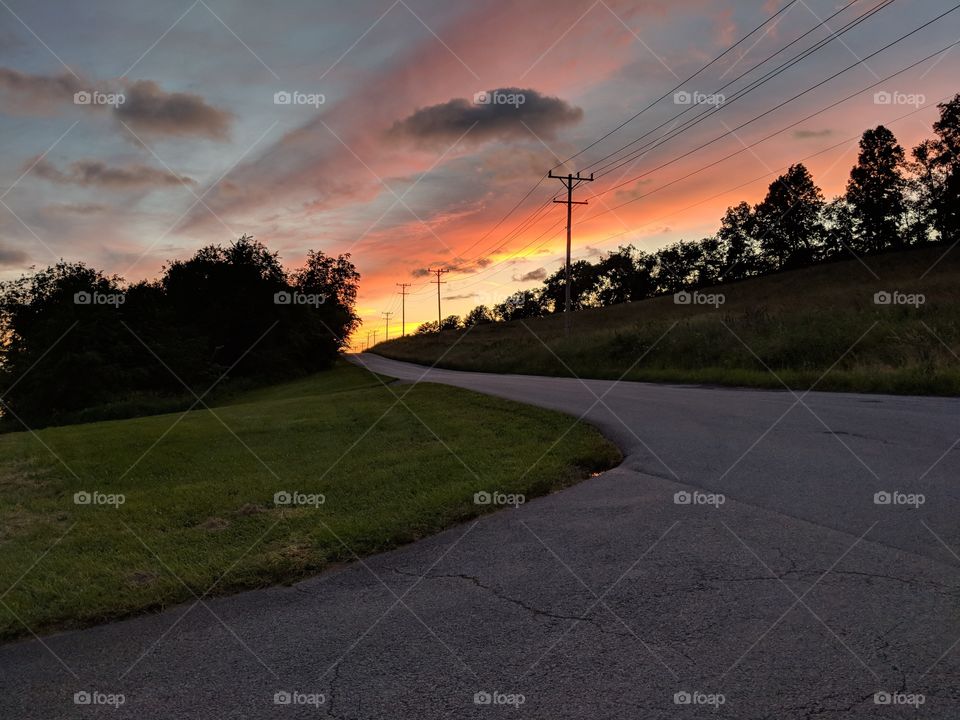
[396,283,411,336]
[548,171,594,319]
[428,268,448,328]
[382,311,393,342]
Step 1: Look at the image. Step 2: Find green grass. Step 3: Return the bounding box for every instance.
[373,246,960,396]
[0,362,619,640]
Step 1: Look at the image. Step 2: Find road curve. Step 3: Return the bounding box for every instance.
[1,354,958,719]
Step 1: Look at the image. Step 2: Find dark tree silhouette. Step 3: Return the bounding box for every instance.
[755,164,825,269]
[846,126,907,252]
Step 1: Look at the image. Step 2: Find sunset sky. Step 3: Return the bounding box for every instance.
[1,0,958,344]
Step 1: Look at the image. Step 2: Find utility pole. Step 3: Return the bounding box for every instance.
[396,283,411,336]
[372,329,379,345]
[382,311,393,342]
[428,268,448,328]
[549,171,594,322]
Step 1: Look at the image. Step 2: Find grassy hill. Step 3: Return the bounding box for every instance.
[373,246,960,396]
[0,362,618,640]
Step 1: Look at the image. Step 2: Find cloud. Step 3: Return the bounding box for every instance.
[513,267,547,282]
[410,256,492,278]
[794,129,833,139]
[29,158,195,189]
[115,80,231,140]
[387,88,583,147]
[0,67,82,114]
[48,202,109,215]
[0,244,29,267]
[445,292,478,300]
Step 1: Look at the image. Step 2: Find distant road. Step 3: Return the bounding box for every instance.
[2,354,958,719]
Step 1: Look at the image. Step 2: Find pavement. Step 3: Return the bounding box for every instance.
[2,352,959,719]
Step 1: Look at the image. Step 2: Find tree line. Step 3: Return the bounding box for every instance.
[0,236,360,426]
[417,95,960,333]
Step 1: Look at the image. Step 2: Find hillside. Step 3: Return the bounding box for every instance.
[372,246,960,396]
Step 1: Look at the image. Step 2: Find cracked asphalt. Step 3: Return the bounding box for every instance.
[2,353,959,719]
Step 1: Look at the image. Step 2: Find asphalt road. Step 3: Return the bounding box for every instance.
[2,353,958,719]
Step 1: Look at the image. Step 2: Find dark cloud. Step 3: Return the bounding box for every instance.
[410,256,491,278]
[513,267,547,282]
[29,158,195,189]
[445,292,478,301]
[115,80,231,140]
[387,88,582,147]
[0,67,82,113]
[794,129,833,139]
[50,202,109,215]
[0,244,29,267]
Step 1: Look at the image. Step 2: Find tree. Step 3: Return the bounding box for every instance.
[820,198,858,260]
[0,236,362,425]
[439,315,461,331]
[846,126,907,252]
[911,95,960,243]
[653,240,703,294]
[493,290,546,322]
[755,163,825,269]
[415,321,438,334]
[463,305,494,326]
[541,260,600,312]
[717,202,761,278]
[594,245,656,306]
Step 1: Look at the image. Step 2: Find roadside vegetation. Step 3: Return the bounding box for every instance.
[0,362,619,640]
[373,246,960,396]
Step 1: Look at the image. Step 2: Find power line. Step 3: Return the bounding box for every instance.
[588,0,900,181]
[580,32,960,222]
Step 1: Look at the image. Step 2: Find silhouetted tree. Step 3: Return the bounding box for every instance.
[716,202,761,279]
[542,260,600,312]
[462,305,494,326]
[755,163,824,269]
[493,290,546,321]
[594,245,656,305]
[846,126,907,252]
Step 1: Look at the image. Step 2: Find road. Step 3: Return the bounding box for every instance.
[2,353,958,718]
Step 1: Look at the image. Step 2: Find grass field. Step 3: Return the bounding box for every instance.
[0,362,619,640]
[373,246,960,396]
